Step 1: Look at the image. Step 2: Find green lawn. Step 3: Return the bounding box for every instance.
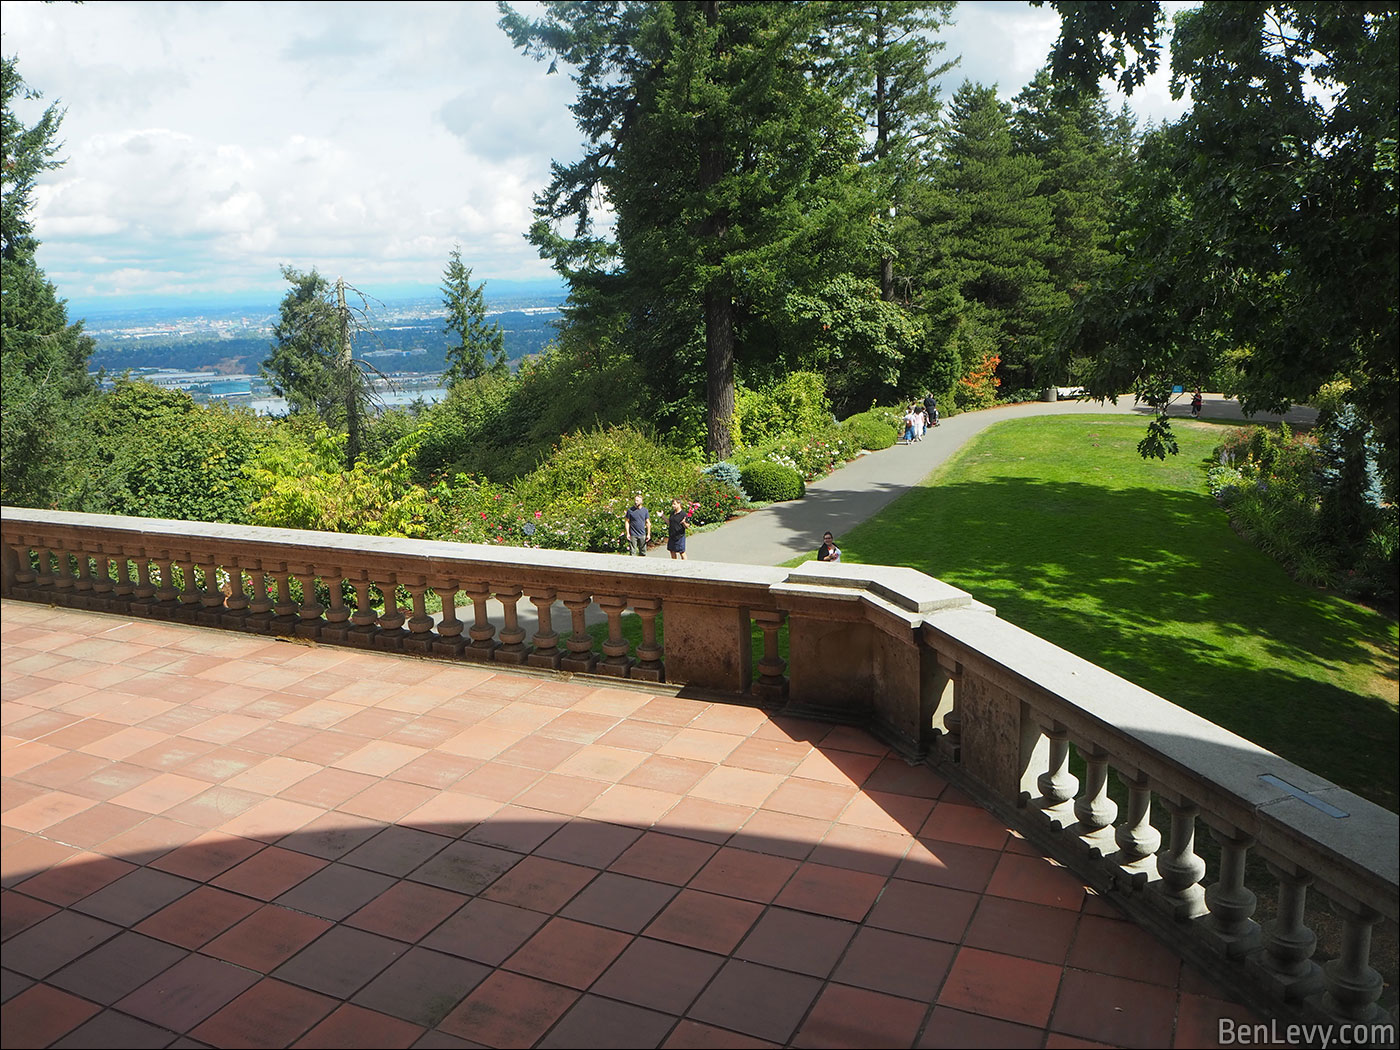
[825,415,1398,811]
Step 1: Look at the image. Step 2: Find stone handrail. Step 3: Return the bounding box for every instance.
[2,507,1395,1030]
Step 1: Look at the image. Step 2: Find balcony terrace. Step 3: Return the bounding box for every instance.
[2,508,1396,1048]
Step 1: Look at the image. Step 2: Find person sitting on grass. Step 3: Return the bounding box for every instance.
[816,531,841,562]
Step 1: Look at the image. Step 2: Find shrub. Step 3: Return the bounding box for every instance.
[687,474,747,525]
[735,371,833,447]
[701,460,747,499]
[733,424,859,480]
[841,410,898,451]
[740,461,806,502]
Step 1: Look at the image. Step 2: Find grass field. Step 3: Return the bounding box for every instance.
[828,415,1398,812]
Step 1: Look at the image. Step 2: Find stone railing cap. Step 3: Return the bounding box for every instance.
[785,562,974,613]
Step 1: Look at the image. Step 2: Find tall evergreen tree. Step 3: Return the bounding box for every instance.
[261,267,377,468]
[1012,70,1132,305]
[1,55,95,507]
[820,1,957,303]
[441,247,505,384]
[500,1,871,457]
[916,81,1061,393]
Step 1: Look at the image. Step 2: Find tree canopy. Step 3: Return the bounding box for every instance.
[261,267,379,468]
[1,55,95,507]
[1041,1,1398,491]
[500,1,893,456]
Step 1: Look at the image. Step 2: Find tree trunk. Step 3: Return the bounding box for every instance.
[875,19,895,302]
[337,277,360,470]
[700,0,735,459]
[705,287,735,459]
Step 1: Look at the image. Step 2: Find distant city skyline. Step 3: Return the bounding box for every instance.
[2,1,1192,313]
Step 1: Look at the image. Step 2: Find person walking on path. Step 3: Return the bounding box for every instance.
[902,404,919,444]
[623,494,651,556]
[667,498,692,560]
[924,392,939,427]
[816,531,841,562]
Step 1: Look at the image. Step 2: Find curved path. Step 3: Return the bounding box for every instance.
[677,394,1318,567]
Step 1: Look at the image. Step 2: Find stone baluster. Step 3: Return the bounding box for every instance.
[1315,896,1388,1024]
[72,548,95,602]
[558,591,597,673]
[1202,825,1260,957]
[595,595,633,677]
[1253,861,1321,1001]
[751,610,787,699]
[1113,771,1161,889]
[111,552,135,601]
[52,545,76,592]
[1034,724,1079,830]
[153,556,180,615]
[493,586,529,664]
[631,598,664,682]
[35,546,56,589]
[460,583,500,662]
[268,566,298,634]
[130,555,157,615]
[1154,798,1208,920]
[347,576,378,646]
[430,583,467,656]
[402,579,435,654]
[175,556,201,618]
[8,543,37,593]
[320,572,352,642]
[245,569,275,633]
[292,568,324,639]
[196,558,225,624]
[527,589,562,669]
[928,653,961,762]
[90,549,114,598]
[222,564,249,628]
[373,578,407,650]
[1072,746,1118,857]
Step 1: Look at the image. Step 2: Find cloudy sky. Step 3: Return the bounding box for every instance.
[2,1,1190,312]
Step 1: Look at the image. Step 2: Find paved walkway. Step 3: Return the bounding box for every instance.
[678,394,1317,567]
[1,600,1264,1048]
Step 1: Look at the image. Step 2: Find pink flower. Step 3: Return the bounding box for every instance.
[480,513,487,519]
[534,510,543,518]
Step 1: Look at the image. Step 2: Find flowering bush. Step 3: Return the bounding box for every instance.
[688,474,746,525]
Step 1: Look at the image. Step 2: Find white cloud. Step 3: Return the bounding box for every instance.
[2,0,1194,307]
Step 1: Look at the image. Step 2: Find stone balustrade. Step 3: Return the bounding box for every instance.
[3,507,1396,1031]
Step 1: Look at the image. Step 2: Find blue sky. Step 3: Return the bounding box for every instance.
[1,1,1190,312]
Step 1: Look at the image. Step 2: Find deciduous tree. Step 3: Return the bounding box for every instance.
[1041,2,1398,491]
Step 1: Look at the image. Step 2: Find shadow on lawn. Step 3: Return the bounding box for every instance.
[844,474,1400,811]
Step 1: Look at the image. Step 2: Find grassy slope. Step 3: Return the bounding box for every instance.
[835,415,1399,811]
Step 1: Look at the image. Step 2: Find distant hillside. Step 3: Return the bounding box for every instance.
[86,298,564,377]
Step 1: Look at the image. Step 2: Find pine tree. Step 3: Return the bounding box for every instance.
[917,81,1061,393]
[441,247,505,384]
[1,56,95,507]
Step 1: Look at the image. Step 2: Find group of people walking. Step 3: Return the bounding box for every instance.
[902,393,940,443]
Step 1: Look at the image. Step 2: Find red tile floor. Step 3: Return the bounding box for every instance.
[1,600,1266,1048]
